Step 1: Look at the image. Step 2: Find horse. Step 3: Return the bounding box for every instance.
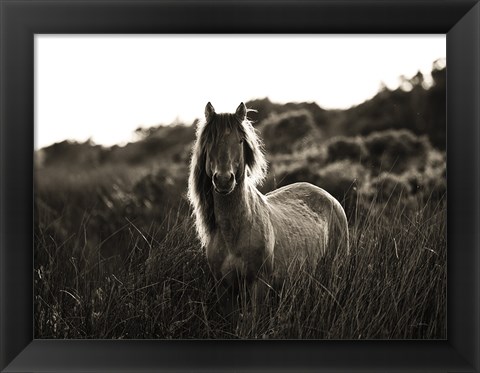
[188,102,349,307]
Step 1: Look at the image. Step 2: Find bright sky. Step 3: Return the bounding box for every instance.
[35,35,445,149]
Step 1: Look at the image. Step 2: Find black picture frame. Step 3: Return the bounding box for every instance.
[1,1,479,371]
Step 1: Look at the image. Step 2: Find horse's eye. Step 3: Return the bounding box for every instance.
[239,139,244,144]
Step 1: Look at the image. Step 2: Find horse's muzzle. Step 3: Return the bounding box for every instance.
[213,172,235,195]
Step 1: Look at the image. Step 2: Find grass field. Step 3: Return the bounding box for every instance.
[34,162,446,339]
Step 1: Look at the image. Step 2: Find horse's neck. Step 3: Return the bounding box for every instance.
[213,180,259,242]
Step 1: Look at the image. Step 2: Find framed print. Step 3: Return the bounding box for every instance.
[1,1,479,372]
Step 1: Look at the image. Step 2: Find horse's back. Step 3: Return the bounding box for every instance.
[267,182,335,205]
[266,182,349,254]
[266,182,342,217]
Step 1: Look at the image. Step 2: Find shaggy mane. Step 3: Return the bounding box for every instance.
[187,110,267,247]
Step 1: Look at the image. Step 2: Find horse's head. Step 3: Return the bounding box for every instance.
[188,101,267,245]
[203,102,250,195]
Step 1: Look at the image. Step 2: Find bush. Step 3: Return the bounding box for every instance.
[260,110,318,153]
[325,136,368,163]
[399,150,445,202]
[369,172,411,203]
[274,161,320,188]
[363,129,430,174]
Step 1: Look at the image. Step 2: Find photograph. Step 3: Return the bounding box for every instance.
[34,34,446,340]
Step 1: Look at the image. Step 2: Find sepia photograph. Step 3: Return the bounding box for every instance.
[34,35,446,339]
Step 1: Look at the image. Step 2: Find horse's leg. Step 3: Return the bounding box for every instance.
[215,283,238,320]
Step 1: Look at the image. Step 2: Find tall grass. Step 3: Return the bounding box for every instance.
[35,182,446,339]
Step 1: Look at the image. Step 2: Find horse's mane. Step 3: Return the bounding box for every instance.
[188,110,267,247]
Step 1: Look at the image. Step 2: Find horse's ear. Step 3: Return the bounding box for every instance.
[205,102,215,122]
[235,102,247,121]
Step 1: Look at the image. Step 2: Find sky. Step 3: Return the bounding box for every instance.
[35,35,445,149]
